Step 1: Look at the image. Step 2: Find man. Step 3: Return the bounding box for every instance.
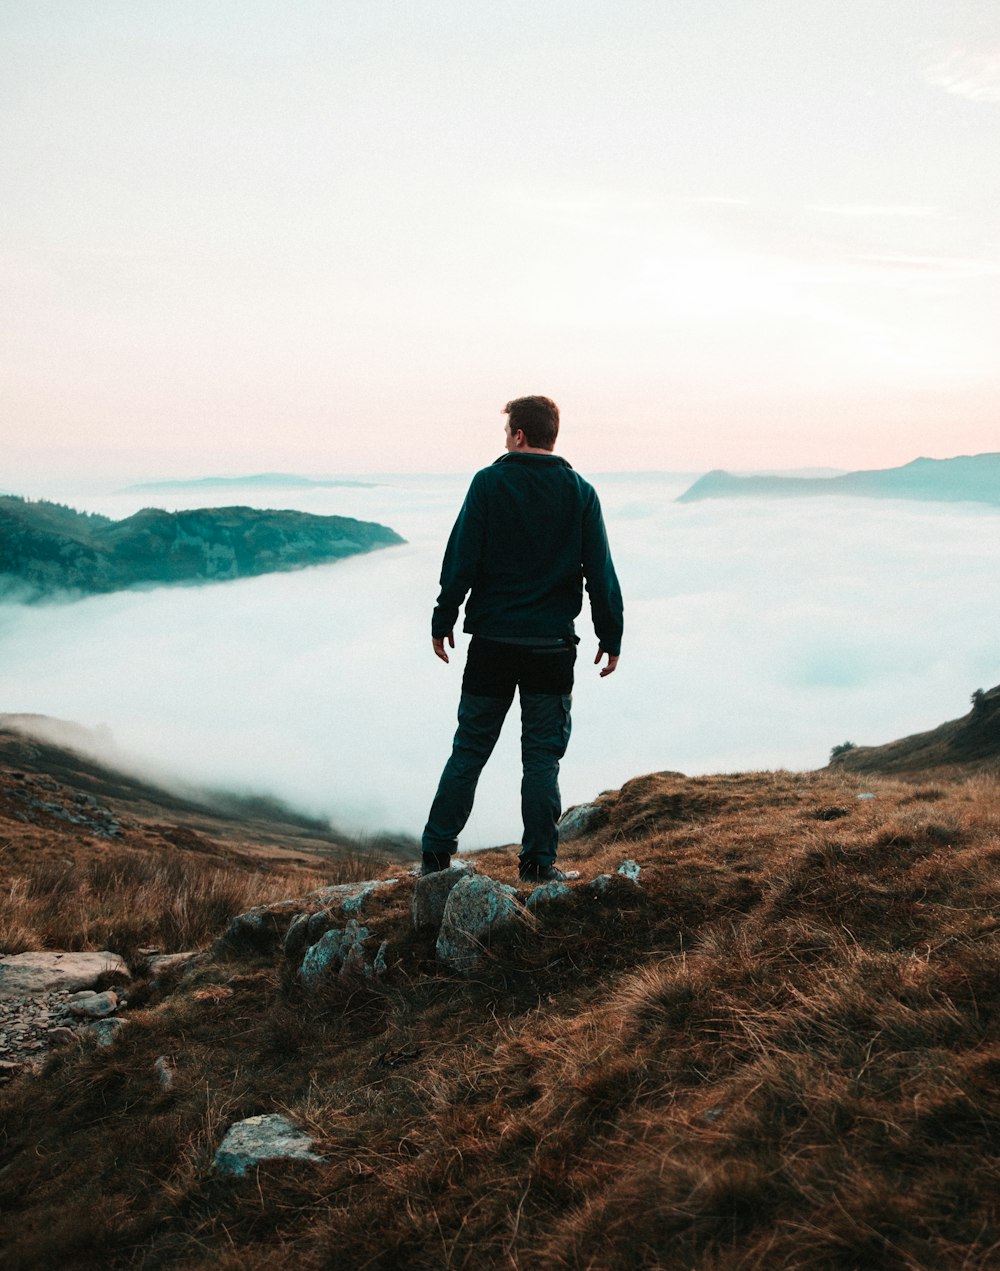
[421,395,623,882]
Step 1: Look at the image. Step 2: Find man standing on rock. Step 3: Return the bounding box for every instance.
[421,395,623,882]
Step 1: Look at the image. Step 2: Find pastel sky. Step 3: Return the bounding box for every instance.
[3,0,998,482]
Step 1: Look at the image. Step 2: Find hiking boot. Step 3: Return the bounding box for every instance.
[421,852,452,876]
[518,861,568,883]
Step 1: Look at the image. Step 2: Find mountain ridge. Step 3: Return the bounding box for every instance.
[0,496,404,600]
[677,451,1000,505]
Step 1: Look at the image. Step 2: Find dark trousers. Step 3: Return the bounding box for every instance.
[422,637,576,866]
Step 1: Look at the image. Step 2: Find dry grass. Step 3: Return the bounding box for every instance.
[0,841,390,961]
[3,766,1000,1268]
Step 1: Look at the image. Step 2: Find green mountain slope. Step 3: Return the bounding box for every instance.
[0,496,404,599]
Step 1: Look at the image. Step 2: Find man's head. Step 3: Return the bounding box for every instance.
[503,396,559,452]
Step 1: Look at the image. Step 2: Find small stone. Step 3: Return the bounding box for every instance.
[214,1113,326,1178]
[589,874,613,895]
[617,859,641,883]
[47,1027,78,1047]
[68,990,118,1019]
[88,1018,127,1048]
[154,1055,176,1091]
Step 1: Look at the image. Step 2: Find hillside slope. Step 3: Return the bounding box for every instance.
[829,683,1000,774]
[0,496,404,599]
[4,761,1000,1268]
[677,451,1000,505]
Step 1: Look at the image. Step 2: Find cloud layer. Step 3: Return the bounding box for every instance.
[1,475,998,849]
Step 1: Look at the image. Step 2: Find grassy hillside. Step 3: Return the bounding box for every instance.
[4,759,1000,1268]
[0,495,404,598]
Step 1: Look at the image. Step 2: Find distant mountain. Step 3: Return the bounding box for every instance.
[829,683,1000,774]
[0,496,404,600]
[121,473,375,493]
[677,453,1000,506]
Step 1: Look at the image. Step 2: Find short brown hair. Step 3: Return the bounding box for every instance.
[503,396,559,450]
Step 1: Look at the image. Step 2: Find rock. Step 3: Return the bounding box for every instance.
[46,1026,78,1047]
[299,919,371,988]
[558,801,607,841]
[589,874,613,895]
[0,951,130,999]
[308,879,399,913]
[526,880,572,909]
[146,952,203,980]
[87,1018,127,1048]
[219,901,303,954]
[412,863,475,932]
[373,941,388,977]
[306,911,333,944]
[154,1055,176,1091]
[68,990,118,1019]
[617,859,641,883]
[283,913,313,965]
[214,1113,326,1178]
[436,875,521,974]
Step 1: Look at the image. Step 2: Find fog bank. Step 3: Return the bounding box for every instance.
[1,474,997,848]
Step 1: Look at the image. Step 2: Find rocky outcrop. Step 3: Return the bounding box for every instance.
[412,864,475,931]
[436,875,521,974]
[0,950,129,997]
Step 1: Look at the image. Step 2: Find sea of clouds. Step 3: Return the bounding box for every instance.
[1,472,998,848]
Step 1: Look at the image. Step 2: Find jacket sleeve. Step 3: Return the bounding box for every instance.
[581,489,624,656]
[431,475,487,638]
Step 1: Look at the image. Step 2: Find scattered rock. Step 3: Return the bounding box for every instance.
[146,952,203,980]
[589,874,613,895]
[283,913,314,965]
[617,859,641,883]
[558,801,608,841]
[214,1113,326,1178]
[308,878,400,913]
[0,951,130,999]
[68,990,118,1019]
[219,901,303,954]
[154,1055,176,1091]
[299,919,373,988]
[46,1027,78,1047]
[87,1018,127,1047]
[526,880,572,908]
[412,863,475,931]
[436,875,521,973]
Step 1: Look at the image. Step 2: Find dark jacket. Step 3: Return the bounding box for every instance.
[431,452,623,655]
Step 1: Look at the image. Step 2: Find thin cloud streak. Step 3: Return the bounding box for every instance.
[925,49,1000,103]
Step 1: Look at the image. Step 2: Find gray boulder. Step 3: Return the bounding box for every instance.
[0,950,129,999]
[526,879,572,909]
[68,989,119,1019]
[617,859,641,883]
[436,875,521,973]
[214,1113,326,1178]
[558,801,607,841]
[87,1018,127,1048]
[308,878,399,914]
[299,919,373,988]
[220,901,303,954]
[412,863,475,932]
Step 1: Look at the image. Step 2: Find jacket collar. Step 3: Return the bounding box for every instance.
[494,452,572,469]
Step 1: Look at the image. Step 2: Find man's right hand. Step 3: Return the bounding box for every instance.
[595,647,619,677]
[432,631,455,664]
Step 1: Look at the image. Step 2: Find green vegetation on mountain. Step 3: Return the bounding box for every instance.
[0,496,404,599]
[122,473,375,493]
[678,451,1000,505]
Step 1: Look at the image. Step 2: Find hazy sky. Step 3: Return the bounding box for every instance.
[3,0,999,483]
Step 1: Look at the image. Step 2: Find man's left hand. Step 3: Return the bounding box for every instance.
[432,632,455,664]
[595,647,619,677]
